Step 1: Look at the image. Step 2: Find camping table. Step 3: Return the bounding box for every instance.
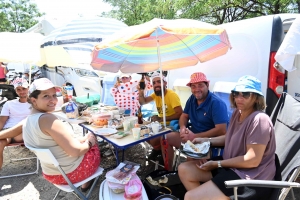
[79,123,172,165]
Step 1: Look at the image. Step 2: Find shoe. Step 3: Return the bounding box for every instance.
[147,149,162,161]
[104,149,113,157]
[81,179,95,192]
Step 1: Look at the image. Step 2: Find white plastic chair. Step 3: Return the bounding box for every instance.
[26,144,104,200]
[0,142,39,179]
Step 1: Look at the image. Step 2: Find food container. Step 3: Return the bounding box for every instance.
[75,96,93,107]
[89,94,101,105]
[91,113,111,126]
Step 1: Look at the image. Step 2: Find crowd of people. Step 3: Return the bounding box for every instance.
[0,70,277,198]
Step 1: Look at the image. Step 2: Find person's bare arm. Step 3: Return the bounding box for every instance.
[0,120,23,139]
[193,135,226,147]
[199,144,266,170]
[39,114,94,157]
[0,116,8,130]
[179,113,189,130]
[152,106,183,122]
[138,89,153,105]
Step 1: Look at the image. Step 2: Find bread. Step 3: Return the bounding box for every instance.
[187,140,200,152]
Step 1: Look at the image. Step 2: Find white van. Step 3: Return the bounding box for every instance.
[41,65,106,96]
[169,14,300,116]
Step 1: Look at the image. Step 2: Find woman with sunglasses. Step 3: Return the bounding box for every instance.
[178,75,276,200]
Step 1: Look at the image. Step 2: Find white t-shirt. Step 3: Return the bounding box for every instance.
[1,99,31,129]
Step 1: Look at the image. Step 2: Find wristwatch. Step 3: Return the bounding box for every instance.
[218,161,222,168]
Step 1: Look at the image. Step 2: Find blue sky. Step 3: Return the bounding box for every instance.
[33,0,112,19]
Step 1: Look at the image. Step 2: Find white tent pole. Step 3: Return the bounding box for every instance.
[155,29,166,128]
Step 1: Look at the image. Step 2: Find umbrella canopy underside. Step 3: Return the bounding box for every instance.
[91,19,231,73]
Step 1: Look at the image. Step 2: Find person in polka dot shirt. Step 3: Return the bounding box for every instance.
[110,73,152,116]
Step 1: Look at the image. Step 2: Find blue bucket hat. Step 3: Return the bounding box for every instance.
[232,75,264,96]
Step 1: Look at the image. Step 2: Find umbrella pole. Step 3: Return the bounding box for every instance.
[156,29,169,170]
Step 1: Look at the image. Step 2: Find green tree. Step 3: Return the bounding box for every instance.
[103,0,299,25]
[0,0,44,32]
[176,0,299,24]
[102,0,178,25]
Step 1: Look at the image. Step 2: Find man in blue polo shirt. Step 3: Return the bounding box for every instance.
[162,72,229,170]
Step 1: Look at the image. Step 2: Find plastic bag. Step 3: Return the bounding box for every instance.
[106,161,140,184]
[65,101,79,119]
[107,174,139,194]
[124,179,142,200]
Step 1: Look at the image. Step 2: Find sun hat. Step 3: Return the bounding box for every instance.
[11,78,29,89]
[29,78,60,94]
[231,75,263,96]
[151,71,166,82]
[186,72,210,87]
[120,73,131,78]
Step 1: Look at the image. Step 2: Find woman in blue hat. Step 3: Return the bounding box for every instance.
[178,75,276,200]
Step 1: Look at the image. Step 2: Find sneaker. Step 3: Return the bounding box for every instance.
[147,149,162,161]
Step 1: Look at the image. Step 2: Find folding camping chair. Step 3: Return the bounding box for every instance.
[0,142,39,179]
[26,145,104,200]
[225,93,300,200]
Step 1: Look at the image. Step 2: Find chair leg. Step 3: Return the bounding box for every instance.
[0,147,39,179]
[86,175,100,199]
[53,189,61,200]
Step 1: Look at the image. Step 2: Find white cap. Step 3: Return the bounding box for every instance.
[151,71,166,82]
[120,73,131,78]
[11,78,29,89]
[29,78,60,94]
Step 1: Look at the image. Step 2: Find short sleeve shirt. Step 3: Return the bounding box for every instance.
[1,99,31,129]
[183,91,228,133]
[150,89,181,118]
[223,110,276,180]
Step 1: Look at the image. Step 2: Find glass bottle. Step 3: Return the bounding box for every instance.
[138,107,143,124]
[139,74,145,90]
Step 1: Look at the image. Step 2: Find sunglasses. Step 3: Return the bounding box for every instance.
[232,91,252,99]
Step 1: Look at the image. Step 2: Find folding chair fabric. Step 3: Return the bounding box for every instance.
[0,142,39,179]
[26,145,104,200]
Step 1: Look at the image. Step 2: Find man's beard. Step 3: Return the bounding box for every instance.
[154,87,165,96]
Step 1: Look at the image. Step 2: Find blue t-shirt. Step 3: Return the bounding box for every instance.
[184,91,229,134]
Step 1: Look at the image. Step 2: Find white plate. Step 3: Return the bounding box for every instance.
[95,128,117,136]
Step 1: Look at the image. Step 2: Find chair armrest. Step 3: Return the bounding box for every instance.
[225,180,300,189]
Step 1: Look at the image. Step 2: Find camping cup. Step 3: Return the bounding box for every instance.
[123,120,131,132]
[132,128,141,140]
[151,123,160,134]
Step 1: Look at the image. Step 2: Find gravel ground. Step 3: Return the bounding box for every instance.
[0,123,299,200]
[0,124,164,200]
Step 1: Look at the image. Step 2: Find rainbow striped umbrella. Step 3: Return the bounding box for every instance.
[91,18,232,73]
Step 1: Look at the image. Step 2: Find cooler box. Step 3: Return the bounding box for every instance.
[101,73,118,106]
[173,79,191,109]
[212,81,236,121]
